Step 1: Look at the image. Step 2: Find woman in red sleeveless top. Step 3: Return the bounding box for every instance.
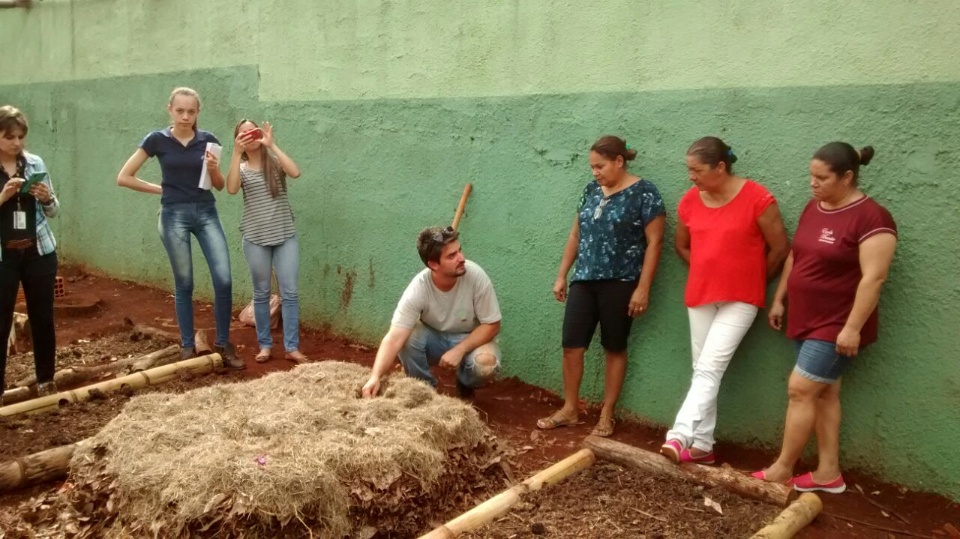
[753,143,897,493]
[660,137,789,465]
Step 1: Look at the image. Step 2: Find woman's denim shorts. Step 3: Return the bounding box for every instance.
[794,339,852,384]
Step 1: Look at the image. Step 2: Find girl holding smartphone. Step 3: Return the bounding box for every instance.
[225,120,305,364]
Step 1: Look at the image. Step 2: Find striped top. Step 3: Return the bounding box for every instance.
[239,164,296,246]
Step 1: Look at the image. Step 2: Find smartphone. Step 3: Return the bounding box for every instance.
[19,172,46,194]
[243,128,263,141]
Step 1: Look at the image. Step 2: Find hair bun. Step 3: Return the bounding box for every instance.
[858,146,875,166]
[624,149,638,161]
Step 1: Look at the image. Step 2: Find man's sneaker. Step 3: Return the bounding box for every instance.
[37,381,59,397]
[180,346,197,361]
[456,380,475,399]
[215,343,246,370]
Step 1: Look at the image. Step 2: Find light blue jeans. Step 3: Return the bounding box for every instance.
[398,322,502,389]
[242,235,300,351]
[158,202,232,348]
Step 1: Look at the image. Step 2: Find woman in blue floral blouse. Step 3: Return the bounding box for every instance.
[537,135,666,437]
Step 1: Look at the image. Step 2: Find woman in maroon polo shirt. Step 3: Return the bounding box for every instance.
[754,142,897,493]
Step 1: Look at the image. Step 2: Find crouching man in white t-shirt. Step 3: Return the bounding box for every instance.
[361,226,502,398]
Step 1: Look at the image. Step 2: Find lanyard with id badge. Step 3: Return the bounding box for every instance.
[13,172,45,231]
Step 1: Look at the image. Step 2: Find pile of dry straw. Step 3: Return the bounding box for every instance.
[59,361,503,538]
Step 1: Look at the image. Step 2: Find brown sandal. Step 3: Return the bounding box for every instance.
[285,351,308,364]
[591,415,616,437]
[536,410,580,430]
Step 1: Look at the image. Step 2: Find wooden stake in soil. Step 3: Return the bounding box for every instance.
[749,493,822,538]
[0,353,222,417]
[0,442,80,494]
[418,448,595,539]
[583,435,792,507]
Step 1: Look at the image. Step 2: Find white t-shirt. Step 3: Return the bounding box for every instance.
[391,260,502,334]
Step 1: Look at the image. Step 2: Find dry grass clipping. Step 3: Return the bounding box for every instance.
[60,361,503,538]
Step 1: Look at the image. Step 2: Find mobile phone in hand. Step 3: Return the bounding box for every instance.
[20,172,46,194]
[243,129,263,141]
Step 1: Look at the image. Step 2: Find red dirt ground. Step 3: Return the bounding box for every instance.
[2,265,957,538]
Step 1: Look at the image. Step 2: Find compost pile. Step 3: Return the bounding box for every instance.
[55,361,503,538]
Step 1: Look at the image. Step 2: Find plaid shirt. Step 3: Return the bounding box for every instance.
[0,152,59,261]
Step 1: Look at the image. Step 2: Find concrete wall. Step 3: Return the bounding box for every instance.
[2,0,958,499]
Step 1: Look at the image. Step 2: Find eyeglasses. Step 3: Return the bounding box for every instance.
[593,198,610,221]
[432,226,455,243]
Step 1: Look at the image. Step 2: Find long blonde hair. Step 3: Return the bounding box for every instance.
[168,87,201,129]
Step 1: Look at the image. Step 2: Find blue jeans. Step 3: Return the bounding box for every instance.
[158,202,232,348]
[398,323,502,389]
[242,235,300,351]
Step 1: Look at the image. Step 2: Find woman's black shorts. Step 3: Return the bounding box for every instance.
[561,279,637,352]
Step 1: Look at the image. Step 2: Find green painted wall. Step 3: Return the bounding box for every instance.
[2,0,959,499]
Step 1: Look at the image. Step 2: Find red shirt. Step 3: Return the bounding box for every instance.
[679,180,776,308]
[786,197,897,346]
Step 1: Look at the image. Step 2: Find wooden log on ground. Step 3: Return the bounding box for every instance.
[0,442,79,494]
[418,448,595,539]
[0,353,222,417]
[16,345,181,388]
[750,493,823,538]
[128,345,182,372]
[583,435,791,507]
[194,329,213,355]
[123,317,181,344]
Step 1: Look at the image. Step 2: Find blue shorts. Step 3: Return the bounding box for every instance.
[794,339,852,384]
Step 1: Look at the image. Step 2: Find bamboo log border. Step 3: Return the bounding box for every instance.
[0,353,222,417]
[0,442,80,494]
[750,492,823,538]
[418,448,595,539]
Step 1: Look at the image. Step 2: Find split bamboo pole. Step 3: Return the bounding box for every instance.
[0,353,222,417]
[418,448,595,539]
[0,442,80,494]
[451,183,473,231]
[750,493,823,538]
[583,435,792,506]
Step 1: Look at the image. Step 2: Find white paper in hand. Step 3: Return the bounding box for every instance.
[198,142,223,190]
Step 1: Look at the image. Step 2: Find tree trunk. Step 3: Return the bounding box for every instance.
[0,443,79,494]
[750,493,822,538]
[583,436,791,507]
